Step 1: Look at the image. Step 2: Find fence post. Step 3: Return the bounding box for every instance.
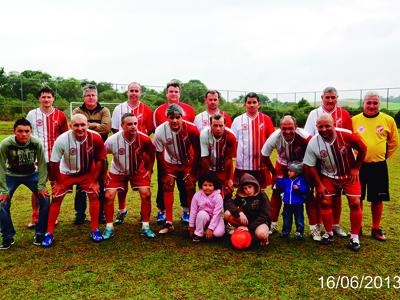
[227,90,230,102]
[359,89,363,108]
[314,91,317,107]
[294,92,297,103]
[20,77,23,114]
[386,88,389,110]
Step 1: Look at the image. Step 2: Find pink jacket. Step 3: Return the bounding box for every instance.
[189,189,223,231]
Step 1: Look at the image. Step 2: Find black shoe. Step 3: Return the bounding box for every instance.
[319,233,333,245]
[348,236,361,251]
[0,238,14,250]
[192,234,201,243]
[33,234,44,246]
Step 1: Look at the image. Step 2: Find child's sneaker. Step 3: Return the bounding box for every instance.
[91,229,103,242]
[33,234,44,246]
[192,234,201,243]
[295,232,304,240]
[181,211,190,224]
[226,223,236,235]
[269,222,278,235]
[159,223,174,234]
[0,237,14,250]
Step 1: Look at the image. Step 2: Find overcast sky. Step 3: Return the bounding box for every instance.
[2,0,400,95]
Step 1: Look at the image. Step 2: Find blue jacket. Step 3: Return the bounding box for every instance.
[276,176,308,205]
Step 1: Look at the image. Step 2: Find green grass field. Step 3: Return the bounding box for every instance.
[0,129,399,299]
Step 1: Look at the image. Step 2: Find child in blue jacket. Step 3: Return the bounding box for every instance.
[276,162,308,240]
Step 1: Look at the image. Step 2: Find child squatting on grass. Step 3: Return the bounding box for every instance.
[188,173,225,242]
[276,162,308,240]
[224,173,271,246]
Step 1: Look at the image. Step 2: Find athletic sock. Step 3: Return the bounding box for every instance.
[47,198,62,234]
[142,222,149,229]
[320,208,333,233]
[371,202,383,229]
[332,195,342,224]
[350,208,362,235]
[164,192,174,222]
[89,200,100,231]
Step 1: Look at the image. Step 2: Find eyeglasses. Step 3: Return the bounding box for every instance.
[324,96,337,100]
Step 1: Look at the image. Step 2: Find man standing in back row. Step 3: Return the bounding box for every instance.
[352,91,398,241]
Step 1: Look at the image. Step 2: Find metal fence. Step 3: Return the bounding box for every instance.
[1,77,399,111]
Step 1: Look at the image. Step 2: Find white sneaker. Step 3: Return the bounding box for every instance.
[310,225,322,241]
[333,225,347,237]
[269,222,278,235]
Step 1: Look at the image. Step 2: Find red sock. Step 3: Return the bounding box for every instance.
[320,208,333,233]
[350,208,362,235]
[371,202,383,229]
[306,194,317,225]
[270,190,282,222]
[31,193,39,223]
[47,197,63,234]
[89,199,100,231]
[332,195,342,224]
[141,196,151,222]
[164,192,174,222]
[118,187,128,211]
[104,196,114,224]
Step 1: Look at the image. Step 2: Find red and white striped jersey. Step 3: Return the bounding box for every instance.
[50,130,106,175]
[26,108,68,162]
[153,102,196,128]
[261,128,311,166]
[105,131,155,175]
[303,128,366,179]
[111,101,154,135]
[200,127,237,172]
[231,112,275,170]
[194,110,233,131]
[153,121,200,165]
[304,106,353,136]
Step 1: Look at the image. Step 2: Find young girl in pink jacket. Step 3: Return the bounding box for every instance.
[188,173,225,242]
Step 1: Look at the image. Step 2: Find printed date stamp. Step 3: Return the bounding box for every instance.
[319,276,400,289]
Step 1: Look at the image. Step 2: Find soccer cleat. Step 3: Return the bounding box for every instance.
[114,211,128,225]
[42,233,54,248]
[319,233,333,245]
[91,229,104,242]
[0,238,14,250]
[371,228,386,242]
[192,234,201,243]
[181,211,190,224]
[141,227,156,239]
[159,223,174,234]
[33,234,44,246]
[310,226,322,242]
[102,228,115,240]
[226,223,236,235]
[156,211,166,225]
[27,222,37,229]
[348,236,361,251]
[295,232,304,240]
[269,222,279,235]
[333,225,347,237]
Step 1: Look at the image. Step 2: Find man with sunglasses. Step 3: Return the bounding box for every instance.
[111,82,154,225]
[352,91,398,241]
[304,87,353,240]
[194,90,232,131]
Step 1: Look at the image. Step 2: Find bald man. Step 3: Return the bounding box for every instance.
[303,114,367,251]
[42,114,107,247]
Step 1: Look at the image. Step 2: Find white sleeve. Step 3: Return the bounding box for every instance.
[105,137,113,154]
[200,129,210,157]
[152,128,164,152]
[194,114,202,130]
[26,110,34,125]
[261,130,279,157]
[50,137,64,163]
[304,109,317,136]
[303,141,317,167]
[111,104,121,130]
[231,117,240,137]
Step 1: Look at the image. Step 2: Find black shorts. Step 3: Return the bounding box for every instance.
[359,161,390,202]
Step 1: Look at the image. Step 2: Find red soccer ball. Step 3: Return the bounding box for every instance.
[231,229,252,249]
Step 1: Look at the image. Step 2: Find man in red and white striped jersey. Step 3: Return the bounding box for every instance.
[194,90,232,131]
[41,114,106,247]
[111,82,154,225]
[261,116,316,238]
[231,92,275,189]
[153,104,200,234]
[153,81,196,224]
[102,113,156,239]
[304,87,353,237]
[200,113,236,197]
[26,87,68,228]
[303,114,367,251]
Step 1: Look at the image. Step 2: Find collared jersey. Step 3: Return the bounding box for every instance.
[200,127,237,172]
[231,112,274,170]
[194,110,233,131]
[153,102,196,128]
[304,106,352,136]
[105,130,155,175]
[51,130,106,175]
[261,127,311,165]
[26,108,68,162]
[111,101,154,135]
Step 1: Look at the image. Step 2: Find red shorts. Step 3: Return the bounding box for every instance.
[163,161,193,182]
[321,175,361,197]
[54,173,99,197]
[106,171,151,190]
[233,169,271,189]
